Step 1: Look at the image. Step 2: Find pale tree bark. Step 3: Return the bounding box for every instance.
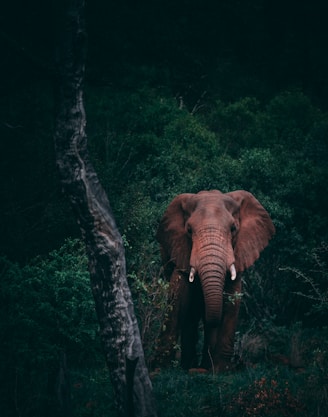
[53,1,157,416]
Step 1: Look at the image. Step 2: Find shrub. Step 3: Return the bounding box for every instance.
[0,239,101,417]
[286,242,328,320]
[129,266,170,367]
[226,376,306,417]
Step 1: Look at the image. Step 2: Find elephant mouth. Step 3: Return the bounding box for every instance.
[188,264,236,282]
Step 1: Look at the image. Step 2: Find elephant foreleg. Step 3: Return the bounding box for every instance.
[215,276,242,371]
[180,279,203,369]
[180,318,199,369]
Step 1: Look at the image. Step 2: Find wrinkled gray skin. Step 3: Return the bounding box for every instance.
[157,190,275,372]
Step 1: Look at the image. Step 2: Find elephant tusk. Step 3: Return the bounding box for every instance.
[189,267,196,283]
[230,264,237,281]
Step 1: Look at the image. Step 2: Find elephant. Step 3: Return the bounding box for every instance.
[156,190,275,372]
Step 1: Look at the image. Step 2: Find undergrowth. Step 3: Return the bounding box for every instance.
[70,353,328,417]
[150,362,326,417]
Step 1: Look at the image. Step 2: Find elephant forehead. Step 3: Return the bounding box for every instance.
[192,195,222,209]
[194,191,238,210]
[192,196,231,215]
[189,213,232,234]
[195,190,222,201]
[189,202,237,230]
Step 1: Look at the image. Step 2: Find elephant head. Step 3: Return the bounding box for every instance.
[157,190,275,331]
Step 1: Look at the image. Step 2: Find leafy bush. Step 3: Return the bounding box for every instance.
[129,266,170,367]
[226,376,306,417]
[285,242,328,320]
[70,367,116,417]
[0,239,102,417]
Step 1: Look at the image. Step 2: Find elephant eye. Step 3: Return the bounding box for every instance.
[186,224,192,235]
[231,224,237,233]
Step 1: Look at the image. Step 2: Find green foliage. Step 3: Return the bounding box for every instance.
[153,369,223,417]
[0,239,102,417]
[70,367,116,417]
[226,375,306,417]
[47,357,328,417]
[85,86,178,196]
[129,267,170,366]
[283,242,328,320]
[150,359,327,417]
[203,97,266,156]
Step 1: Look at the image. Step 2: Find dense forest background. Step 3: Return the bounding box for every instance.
[1,1,328,416]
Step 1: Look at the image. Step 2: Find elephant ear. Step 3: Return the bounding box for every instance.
[226,190,275,272]
[156,194,194,279]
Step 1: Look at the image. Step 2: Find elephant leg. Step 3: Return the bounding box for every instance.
[180,279,203,369]
[200,325,217,371]
[180,317,199,369]
[214,276,242,371]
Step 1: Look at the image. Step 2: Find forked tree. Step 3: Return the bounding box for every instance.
[53,1,157,416]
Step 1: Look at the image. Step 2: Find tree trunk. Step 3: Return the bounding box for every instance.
[53,1,157,416]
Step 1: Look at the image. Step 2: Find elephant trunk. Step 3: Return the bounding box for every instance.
[199,261,225,326]
[193,230,231,327]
